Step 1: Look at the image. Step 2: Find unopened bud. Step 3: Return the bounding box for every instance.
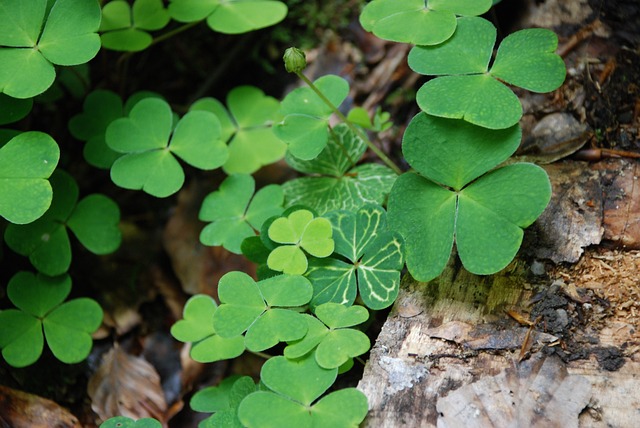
[283,47,307,73]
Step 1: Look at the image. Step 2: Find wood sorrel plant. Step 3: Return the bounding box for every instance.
[0,0,565,426]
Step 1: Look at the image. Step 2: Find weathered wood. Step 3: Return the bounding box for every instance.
[357,255,639,427]
[358,260,540,427]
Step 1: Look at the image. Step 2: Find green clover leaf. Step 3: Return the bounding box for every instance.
[168,0,287,34]
[0,0,101,98]
[0,132,59,224]
[199,174,284,254]
[360,0,492,45]
[267,210,334,275]
[69,91,166,169]
[105,97,227,197]
[191,376,243,413]
[409,17,566,129]
[212,272,312,352]
[284,303,370,369]
[307,204,404,310]
[282,125,397,215]
[238,354,368,428]
[192,376,257,428]
[100,0,170,52]
[402,112,521,191]
[170,295,245,363]
[69,90,124,169]
[273,75,349,160]
[0,272,103,367]
[191,86,286,174]
[100,417,162,428]
[388,114,551,281]
[4,170,121,276]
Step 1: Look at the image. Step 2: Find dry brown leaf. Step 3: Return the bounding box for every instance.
[88,345,167,425]
[437,355,591,428]
[0,385,81,428]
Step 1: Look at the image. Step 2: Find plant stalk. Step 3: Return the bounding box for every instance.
[150,21,201,47]
[295,72,403,175]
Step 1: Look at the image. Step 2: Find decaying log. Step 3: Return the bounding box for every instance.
[357,161,640,427]
[357,255,640,427]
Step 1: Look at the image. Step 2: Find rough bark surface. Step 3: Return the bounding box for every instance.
[358,157,640,427]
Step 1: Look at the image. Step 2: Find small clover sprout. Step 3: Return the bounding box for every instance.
[99,0,170,52]
[307,204,404,310]
[105,97,228,197]
[238,354,368,428]
[171,295,245,363]
[285,303,370,369]
[267,210,334,275]
[273,75,349,160]
[388,113,551,281]
[346,106,392,132]
[0,132,59,224]
[190,86,286,174]
[0,272,102,367]
[168,0,287,34]
[199,174,284,254]
[408,17,566,129]
[0,0,101,98]
[360,0,492,45]
[212,272,312,352]
[282,125,397,214]
[4,170,121,276]
[191,376,257,428]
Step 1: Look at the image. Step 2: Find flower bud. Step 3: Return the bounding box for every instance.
[283,47,307,73]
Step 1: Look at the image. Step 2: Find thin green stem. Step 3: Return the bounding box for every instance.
[149,21,201,47]
[116,21,201,68]
[249,350,274,360]
[295,72,403,175]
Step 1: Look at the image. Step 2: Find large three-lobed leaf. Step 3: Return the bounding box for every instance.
[282,124,397,215]
[99,0,170,52]
[284,303,370,369]
[0,272,102,367]
[105,97,228,197]
[274,75,349,160]
[212,272,312,352]
[408,17,566,129]
[190,86,286,174]
[0,0,101,98]
[171,295,245,362]
[238,354,368,428]
[388,113,551,282]
[4,170,122,276]
[199,174,284,254]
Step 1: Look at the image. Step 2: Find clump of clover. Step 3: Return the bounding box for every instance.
[384,12,565,281]
[0,0,567,426]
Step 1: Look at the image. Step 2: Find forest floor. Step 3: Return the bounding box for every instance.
[1,0,638,427]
